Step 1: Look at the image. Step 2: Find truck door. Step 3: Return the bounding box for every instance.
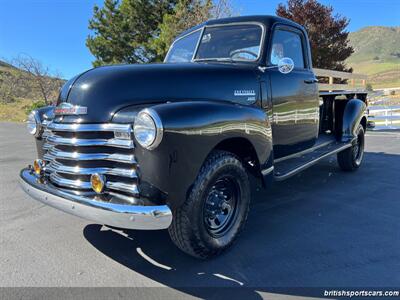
[268,25,319,159]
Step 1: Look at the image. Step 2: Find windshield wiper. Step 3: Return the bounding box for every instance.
[193,57,234,63]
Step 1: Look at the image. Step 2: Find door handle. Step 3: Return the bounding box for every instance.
[304,78,319,84]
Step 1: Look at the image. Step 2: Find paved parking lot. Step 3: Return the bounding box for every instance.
[1,122,399,299]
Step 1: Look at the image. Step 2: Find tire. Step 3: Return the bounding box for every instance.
[168,150,250,259]
[337,124,365,171]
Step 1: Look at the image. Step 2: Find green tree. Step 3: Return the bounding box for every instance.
[151,0,212,60]
[152,0,234,60]
[87,0,233,65]
[86,0,177,66]
[276,0,354,71]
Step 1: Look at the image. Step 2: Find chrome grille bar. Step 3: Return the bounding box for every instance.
[44,148,136,164]
[47,135,134,149]
[47,122,132,133]
[107,181,139,195]
[46,161,137,178]
[50,173,139,195]
[43,143,52,150]
[50,173,91,189]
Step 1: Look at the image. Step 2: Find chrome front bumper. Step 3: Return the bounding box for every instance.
[19,168,172,230]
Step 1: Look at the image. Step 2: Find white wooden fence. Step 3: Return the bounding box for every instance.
[368,106,400,128]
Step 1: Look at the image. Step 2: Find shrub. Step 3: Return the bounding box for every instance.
[25,100,47,114]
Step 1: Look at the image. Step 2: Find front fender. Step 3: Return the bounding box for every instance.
[341,99,367,143]
[134,101,272,209]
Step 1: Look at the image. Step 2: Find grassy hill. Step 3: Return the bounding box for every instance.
[347,26,400,88]
[0,60,17,69]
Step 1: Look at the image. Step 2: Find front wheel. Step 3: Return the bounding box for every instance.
[168,150,250,259]
[337,124,365,171]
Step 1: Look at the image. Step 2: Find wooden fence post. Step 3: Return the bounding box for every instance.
[313,68,368,92]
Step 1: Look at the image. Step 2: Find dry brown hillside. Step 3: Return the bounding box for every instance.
[0,58,64,122]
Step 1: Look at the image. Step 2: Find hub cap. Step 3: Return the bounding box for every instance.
[203,176,239,237]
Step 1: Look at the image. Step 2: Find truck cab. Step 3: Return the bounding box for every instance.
[20,15,367,259]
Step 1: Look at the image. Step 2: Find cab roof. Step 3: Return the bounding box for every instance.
[176,15,305,39]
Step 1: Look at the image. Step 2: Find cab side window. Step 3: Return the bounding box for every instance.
[270,29,305,69]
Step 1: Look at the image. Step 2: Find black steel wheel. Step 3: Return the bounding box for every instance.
[338,124,365,171]
[168,150,250,259]
[203,176,240,237]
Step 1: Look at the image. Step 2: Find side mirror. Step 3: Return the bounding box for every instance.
[278,57,294,74]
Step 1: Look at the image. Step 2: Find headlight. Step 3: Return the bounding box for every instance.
[27,110,40,137]
[134,109,163,150]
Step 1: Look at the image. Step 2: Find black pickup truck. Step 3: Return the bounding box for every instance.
[20,15,367,259]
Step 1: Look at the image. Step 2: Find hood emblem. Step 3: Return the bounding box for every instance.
[54,103,87,115]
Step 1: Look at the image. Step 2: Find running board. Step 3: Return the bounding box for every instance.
[274,142,352,181]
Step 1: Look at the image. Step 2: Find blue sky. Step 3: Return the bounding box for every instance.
[1,0,399,79]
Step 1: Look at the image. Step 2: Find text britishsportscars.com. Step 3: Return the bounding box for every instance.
[324,289,400,298]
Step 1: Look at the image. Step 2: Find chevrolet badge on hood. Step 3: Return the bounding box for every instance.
[54,103,87,115]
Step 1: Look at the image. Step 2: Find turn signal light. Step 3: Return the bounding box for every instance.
[33,159,44,175]
[91,173,106,194]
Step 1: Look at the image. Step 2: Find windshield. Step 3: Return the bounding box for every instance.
[165,24,263,63]
[165,30,202,63]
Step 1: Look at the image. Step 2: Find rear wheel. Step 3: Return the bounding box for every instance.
[168,150,250,259]
[337,124,365,171]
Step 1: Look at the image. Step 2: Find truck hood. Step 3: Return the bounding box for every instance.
[57,63,259,123]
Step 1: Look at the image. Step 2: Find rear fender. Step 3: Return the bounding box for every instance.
[341,99,367,143]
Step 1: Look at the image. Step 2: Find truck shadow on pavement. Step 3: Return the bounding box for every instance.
[83,152,400,299]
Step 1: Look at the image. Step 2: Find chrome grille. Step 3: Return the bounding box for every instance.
[42,122,139,196]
